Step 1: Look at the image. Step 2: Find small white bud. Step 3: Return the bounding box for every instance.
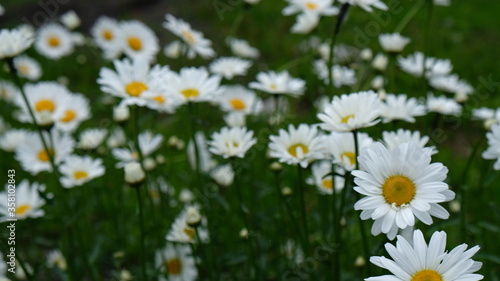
[124,162,145,186]
[113,104,130,122]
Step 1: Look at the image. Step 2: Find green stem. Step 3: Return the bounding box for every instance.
[394,0,425,33]
[327,3,351,97]
[277,52,314,72]
[16,254,34,281]
[297,165,310,254]
[331,164,340,281]
[421,0,434,96]
[134,186,147,281]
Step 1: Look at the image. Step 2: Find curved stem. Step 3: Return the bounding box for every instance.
[134,186,147,281]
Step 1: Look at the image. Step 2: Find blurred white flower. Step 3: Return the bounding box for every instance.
[379,33,410,53]
[308,161,345,194]
[155,244,197,281]
[13,55,42,81]
[120,20,159,62]
[426,93,462,116]
[60,10,81,30]
[124,161,145,185]
[0,26,34,59]
[381,94,426,123]
[227,37,260,59]
[218,85,262,115]
[0,129,29,152]
[209,57,252,80]
[429,74,473,96]
[78,128,107,150]
[250,70,305,96]
[35,23,74,59]
[324,131,373,171]
[314,60,357,88]
[372,53,388,71]
[164,67,221,104]
[382,129,437,154]
[398,52,453,78]
[210,164,235,187]
[91,16,123,60]
[0,180,46,220]
[208,126,257,158]
[187,132,216,173]
[482,124,500,170]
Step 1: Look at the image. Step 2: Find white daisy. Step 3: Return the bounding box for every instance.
[208,126,257,158]
[53,93,91,132]
[291,13,320,34]
[106,127,126,149]
[187,132,216,174]
[163,14,215,59]
[269,124,324,168]
[372,53,388,71]
[15,129,75,175]
[398,52,453,78]
[324,131,373,171]
[0,79,20,103]
[283,0,339,16]
[120,20,159,62]
[426,94,462,116]
[314,60,357,88]
[209,57,252,80]
[318,91,382,132]
[482,124,500,170]
[35,23,74,59]
[218,85,262,115]
[249,70,306,96]
[224,111,247,127]
[155,244,197,281]
[226,37,260,59]
[59,155,105,188]
[124,161,145,185]
[429,74,473,96]
[46,250,67,270]
[0,180,45,220]
[60,10,81,30]
[166,206,209,243]
[0,128,29,152]
[367,229,483,281]
[90,16,123,60]
[77,128,108,150]
[378,33,410,53]
[0,26,34,59]
[112,130,163,168]
[338,0,388,12]
[13,55,42,81]
[163,40,184,59]
[353,142,455,239]
[308,161,345,194]
[382,129,437,154]
[210,164,235,187]
[143,65,181,113]
[164,67,221,104]
[381,94,426,123]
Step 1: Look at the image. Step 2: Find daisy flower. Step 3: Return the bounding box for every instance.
[112,130,163,168]
[314,60,357,88]
[13,55,42,80]
[0,180,45,220]
[249,70,306,96]
[378,33,410,53]
[218,85,262,115]
[53,93,91,132]
[143,65,181,113]
[106,127,126,149]
[35,23,74,59]
[91,16,123,60]
[210,164,235,187]
[163,14,215,59]
[0,128,29,152]
[15,129,75,175]
[164,67,221,104]
[155,244,197,281]
[482,124,500,170]
[59,155,105,188]
[46,250,67,270]
[283,0,339,16]
[187,132,216,174]
[77,128,108,150]
[0,79,20,102]
[166,206,209,243]
[353,142,455,239]
[318,91,382,132]
[429,74,473,96]
[372,53,388,71]
[398,52,452,78]
[163,40,184,59]
[60,10,81,30]
[426,94,462,116]
[120,20,159,62]
[224,111,246,127]
[0,26,34,59]
[308,161,345,194]
[338,0,388,12]
[226,37,260,59]
[324,131,373,171]
[209,57,252,80]
[291,13,320,34]
[381,94,426,123]
[269,124,324,168]
[382,129,437,154]
[367,229,483,281]
[208,126,257,158]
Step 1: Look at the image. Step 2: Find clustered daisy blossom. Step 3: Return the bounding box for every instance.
[249,70,306,96]
[482,123,500,170]
[208,126,257,158]
[155,244,197,281]
[0,26,34,59]
[0,180,46,220]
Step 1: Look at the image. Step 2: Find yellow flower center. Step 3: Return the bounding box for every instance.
[181,88,200,99]
[152,96,165,104]
[16,204,31,216]
[287,143,309,158]
[103,29,113,40]
[125,81,148,97]
[18,64,30,75]
[382,175,416,206]
[131,151,139,159]
[184,227,195,239]
[341,114,354,124]
[270,84,277,90]
[165,258,182,275]
[48,36,60,47]
[181,31,195,44]
[128,36,142,51]
[340,152,356,165]
[60,110,76,122]
[73,170,89,180]
[411,269,443,281]
[38,148,54,162]
[230,98,246,110]
[322,178,333,189]
[306,2,318,9]
[35,99,56,113]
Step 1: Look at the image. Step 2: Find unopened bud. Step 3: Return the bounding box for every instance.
[354,256,366,267]
[186,207,202,227]
[113,104,130,123]
[282,186,292,197]
[239,228,249,239]
[270,161,282,172]
[124,162,145,187]
[143,157,156,171]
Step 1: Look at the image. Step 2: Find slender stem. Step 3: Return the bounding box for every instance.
[327,4,351,96]
[331,164,340,281]
[389,53,397,94]
[297,165,310,254]
[353,130,360,171]
[277,52,314,72]
[421,0,434,96]
[394,0,425,33]
[227,3,247,38]
[134,186,147,281]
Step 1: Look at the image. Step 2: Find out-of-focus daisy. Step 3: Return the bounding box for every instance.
[143,65,181,113]
[381,93,425,123]
[353,142,454,239]
[283,0,339,16]
[53,93,91,132]
[372,53,388,71]
[15,129,74,175]
[60,10,81,30]
[155,244,197,281]
[367,229,483,281]
[163,40,184,59]
[77,128,107,150]
[378,33,410,53]
[187,132,216,174]
[324,131,373,171]
[210,164,235,187]
[382,129,437,154]
[59,155,105,188]
[398,52,453,78]
[482,124,500,170]
[227,37,260,59]
[269,124,324,168]
[318,91,382,132]
[426,94,462,116]
[13,55,42,80]
[47,250,67,270]
[107,127,126,149]
[208,126,257,158]
[0,80,20,102]
[0,26,34,59]
[370,75,384,90]
[0,180,45,220]
[166,206,209,243]
[163,14,215,59]
[472,107,500,129]
[338,0,388,12]
[429,74,473,96]
[124,161,145,186]
[249,70,305,96]
[291,13,320,34]
[0,129,29,152]
[112,130,163,168]
[91,16,122,60]
[209,57,252,80]
[35,23,74,59]
[164,67,221,104]
[314,60,357,88]
[218,85,262,115]
[224,111,246,127]
[307,161,345,194]
[120,20,159,62]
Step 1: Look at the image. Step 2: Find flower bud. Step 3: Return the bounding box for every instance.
[124,162,145,187]
[186,206,202,227]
